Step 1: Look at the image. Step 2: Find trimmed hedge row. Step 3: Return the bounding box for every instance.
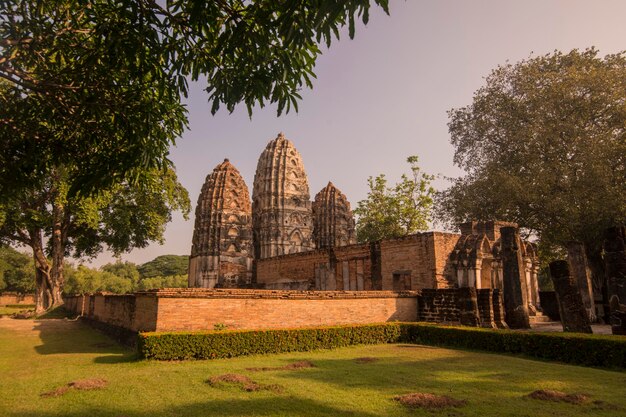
[138,323,402,360]
[138,323,626,369]
[401,323,626,369]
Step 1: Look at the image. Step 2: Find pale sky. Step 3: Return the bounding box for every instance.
[90,0,626,267]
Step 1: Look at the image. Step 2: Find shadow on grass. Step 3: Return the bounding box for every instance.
[6,396,383,417]
[32,318,136,364]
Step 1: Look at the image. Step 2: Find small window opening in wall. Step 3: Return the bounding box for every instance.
[393,270,411,291]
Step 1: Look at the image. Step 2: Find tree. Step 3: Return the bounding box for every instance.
[101,261,140,289]
[138,255,189,279]
[354,156,435,242]
[64,264,133,295]
[438,48,626,283]
[0,245,35,293]
[0,0,390,198]
[0,167,190,312]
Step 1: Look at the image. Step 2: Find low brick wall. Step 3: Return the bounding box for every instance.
[64,288,511,336]
[417,288,503,328]
[0,292,35,305]
[65,289,420,333]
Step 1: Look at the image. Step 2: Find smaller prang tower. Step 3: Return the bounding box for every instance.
[188,159,253,288]
[312,182,356,249]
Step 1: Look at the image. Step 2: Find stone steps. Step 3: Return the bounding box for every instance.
[529,313,552,324]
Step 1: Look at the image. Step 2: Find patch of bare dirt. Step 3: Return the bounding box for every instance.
[590,400,621,411]
[355,357,378,364]
[394,393,468,410]
[207,374,283,393]
[41,378,108,398]
[246,360,315,372]
[527,390,590,405]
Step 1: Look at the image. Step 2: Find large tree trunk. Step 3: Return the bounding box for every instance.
[49,199,67,309]
[31,229,55,314]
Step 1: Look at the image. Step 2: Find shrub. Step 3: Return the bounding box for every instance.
[402,323,626,369]
[139,323,402,360]
[138,322,626,369]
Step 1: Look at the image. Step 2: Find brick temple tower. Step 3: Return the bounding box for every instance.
[312,182,356,249]
[188,159,253,288]
[252,133,314,259]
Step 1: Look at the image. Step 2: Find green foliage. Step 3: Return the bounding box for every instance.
[63,260,188,295]
[137,274,188,291]
[402,323,626,369]
[139,322,626,369]
[139,324,402,360]
[0,246,35,293]
[0,0,390,197]
[101,261,140,287]
[354,156,435,242]
[438,48,626,261]
[138,255,189,279]
[64,265,133,295]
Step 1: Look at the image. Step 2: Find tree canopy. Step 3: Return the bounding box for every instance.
[0,246,35,293]
[438,48,626,267]
[0,0,389,198]
[354,156,435,243]
[138,254,189,279]
[0,167,190,311]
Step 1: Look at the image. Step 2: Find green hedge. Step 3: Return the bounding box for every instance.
[401,323,626,369]
[138,322,626,369]
[139,323,402,360]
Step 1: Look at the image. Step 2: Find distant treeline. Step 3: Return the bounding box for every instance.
[0,246,188,294]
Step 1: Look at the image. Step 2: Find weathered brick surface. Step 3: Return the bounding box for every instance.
[380,234,434,290]
[65,289,419,332]
[256,249,329,287]
[0,292,35,305]
[477,289,496,328]
[432,232,461,288]
[256,232,461,292]
[418,289,463,323]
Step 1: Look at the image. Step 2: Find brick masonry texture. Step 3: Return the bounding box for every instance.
[65,289,419,332]
[64,287,502,333]
[256,232,461,291]
[0,292,35,305]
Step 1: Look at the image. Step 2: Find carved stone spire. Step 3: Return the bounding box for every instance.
[189,159,253,288]
[312,182,356,249]
[252,133,314,259]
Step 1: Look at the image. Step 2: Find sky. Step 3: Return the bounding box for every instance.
[89,0,626,267]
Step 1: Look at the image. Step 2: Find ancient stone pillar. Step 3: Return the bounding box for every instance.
[566,241,596,322]
[500,227,531,329]
[457,287,481,327]
[604,226,626,335]
[549,260,592,333]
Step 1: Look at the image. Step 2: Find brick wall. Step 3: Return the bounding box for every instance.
[431,232,461,288]
[418,289,463,323]
[64,293,159,332]
[417,288,501,327]
[255,249,329,287]
[255,232,462,291]
[380,234,435,290]
[0,292,35,305]
[65,289,419,333]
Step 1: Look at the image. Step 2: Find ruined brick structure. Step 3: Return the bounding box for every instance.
[312,182,356,249]
[188,135,540,321]
[189,133,356,286]
[252,133,315,259]
[188,159,253,288]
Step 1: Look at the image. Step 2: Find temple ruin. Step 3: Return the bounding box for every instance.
[188,159,253,288]
[187,133,542,320]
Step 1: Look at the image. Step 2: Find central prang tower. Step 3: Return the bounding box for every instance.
[252,133,315,259]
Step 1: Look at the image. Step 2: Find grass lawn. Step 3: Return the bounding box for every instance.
[0,305,35,316]
[0,318,624,417]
